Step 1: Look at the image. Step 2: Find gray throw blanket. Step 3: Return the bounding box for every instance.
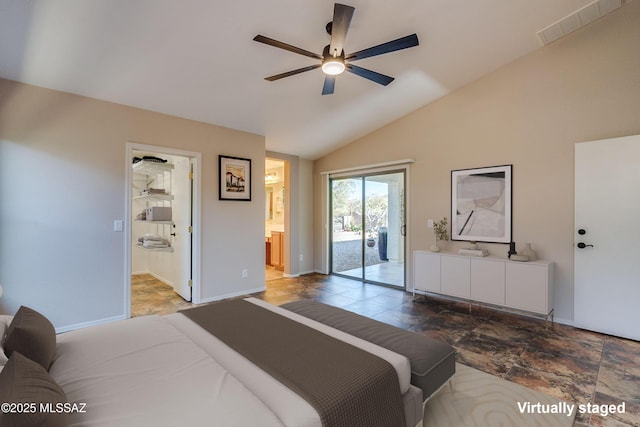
[181,299,406,427]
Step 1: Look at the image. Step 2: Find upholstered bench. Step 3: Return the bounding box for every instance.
[280,299,456,401]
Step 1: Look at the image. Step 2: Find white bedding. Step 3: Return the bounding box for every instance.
[50,315,287,426]
[49,299,418,426]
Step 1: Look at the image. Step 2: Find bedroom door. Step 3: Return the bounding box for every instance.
[172,156,193,301]
[574,135,640,341]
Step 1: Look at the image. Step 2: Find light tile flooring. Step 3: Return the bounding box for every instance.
[337,261,405,287]
[265,265,284,281]
[131,273,640,427]
[131,274,192,317]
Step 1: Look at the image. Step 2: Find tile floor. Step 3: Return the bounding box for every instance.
[131,273,640,427]
[338,261,406,288]
[131,274,192,316]
[265,265,284,281]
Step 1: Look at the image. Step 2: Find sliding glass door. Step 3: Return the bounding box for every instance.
[330,171,405,288]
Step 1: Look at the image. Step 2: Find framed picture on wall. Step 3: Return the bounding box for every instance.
[219,155,252,201]
[451,164,512,243]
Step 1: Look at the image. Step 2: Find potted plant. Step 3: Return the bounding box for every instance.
[366,230,376,247]
[430,217,449,252]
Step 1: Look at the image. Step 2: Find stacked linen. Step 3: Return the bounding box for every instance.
[138,234,170,249]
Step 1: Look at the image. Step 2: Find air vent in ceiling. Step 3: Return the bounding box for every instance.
[537,0,626,45]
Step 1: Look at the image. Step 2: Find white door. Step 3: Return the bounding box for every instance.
[172,157,192,301]
[574,135,640,341]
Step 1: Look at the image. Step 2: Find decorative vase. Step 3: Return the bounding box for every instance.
[520,243,537,261]
[430,238,441,252]
[366,238,375,248]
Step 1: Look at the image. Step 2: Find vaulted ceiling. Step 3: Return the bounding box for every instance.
[0,0,625,159]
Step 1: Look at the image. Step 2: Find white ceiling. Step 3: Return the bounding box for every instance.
[0,0,621,159]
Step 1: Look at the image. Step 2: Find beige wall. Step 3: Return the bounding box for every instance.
[0,79,266,329]
[298,158,315,274]
[314,2,640,323]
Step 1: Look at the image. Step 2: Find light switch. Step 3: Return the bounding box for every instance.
[113,220,123,232]
[427,219,434,228]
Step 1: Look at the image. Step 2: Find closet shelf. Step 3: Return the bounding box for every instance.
[135,245,174,253]
[133,194,174,201]
[132,160,174,175]
[134,219,174,225]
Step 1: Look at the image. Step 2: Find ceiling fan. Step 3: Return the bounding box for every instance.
[253,3,419,95]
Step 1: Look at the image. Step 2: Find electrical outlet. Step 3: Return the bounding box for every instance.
[427,219,434,228]
[241,269,248,278]
[113,220,123,232]
[299,254,304,261]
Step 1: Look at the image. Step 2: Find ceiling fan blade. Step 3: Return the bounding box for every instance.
[322,75,336,95]
[329,3,355,57]
[253,35,323,60]
[345,34,419,61]
[264,64,322,81]
[346,64,394,86]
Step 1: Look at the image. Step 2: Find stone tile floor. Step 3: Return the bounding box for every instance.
[132,272,640,426]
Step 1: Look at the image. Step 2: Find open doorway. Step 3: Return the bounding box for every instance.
[126,143,201,317]
[265,158,286,281]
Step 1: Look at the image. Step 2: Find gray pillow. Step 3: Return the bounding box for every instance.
[4,306,56,370]
[0,352,69,427]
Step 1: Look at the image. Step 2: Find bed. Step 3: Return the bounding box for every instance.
[0,297,456,427]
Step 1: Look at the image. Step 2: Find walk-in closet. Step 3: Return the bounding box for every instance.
[131,149,194,315]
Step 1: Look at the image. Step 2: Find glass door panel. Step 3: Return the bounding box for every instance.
[364,173,405,287]
[330,171,405,288]
[331,178,363,280]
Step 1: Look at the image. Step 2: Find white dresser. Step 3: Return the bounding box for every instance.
[413,250,554,319]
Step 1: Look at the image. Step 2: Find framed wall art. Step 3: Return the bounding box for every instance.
[219,155,252,201]
[451,165,512,243]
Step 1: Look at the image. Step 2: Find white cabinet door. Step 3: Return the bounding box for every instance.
[413,251,440,293]
[471,259,505,305]
[505,263,548,314]
[441,255,470,298]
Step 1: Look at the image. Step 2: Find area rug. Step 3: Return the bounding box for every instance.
[423,364,576,427]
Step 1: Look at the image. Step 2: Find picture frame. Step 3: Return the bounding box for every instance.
[219,155,252,201]
[451,165,512,243]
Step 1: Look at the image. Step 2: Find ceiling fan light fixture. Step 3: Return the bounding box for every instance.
[321,57,345,75]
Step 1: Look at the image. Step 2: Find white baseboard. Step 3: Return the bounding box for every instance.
[198,287,266,305]
[277,270,315,278]
[553,317,573,327]
[297,270,316,276]
[142,271,176,289]
[56,314,127,334]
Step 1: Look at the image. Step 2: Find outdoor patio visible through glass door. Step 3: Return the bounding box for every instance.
[330,171,405,288]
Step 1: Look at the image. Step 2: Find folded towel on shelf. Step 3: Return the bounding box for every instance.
[143,233,166,241]
[143,240,170,248]
[137,233,171,248]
